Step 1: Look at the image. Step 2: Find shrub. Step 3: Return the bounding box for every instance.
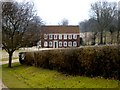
[24,52,35,66]
[22,45,120,80]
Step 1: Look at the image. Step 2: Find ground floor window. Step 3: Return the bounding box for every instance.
[49,41,52,47]
[59,41,62,47]
[44,41,48,47]
[64,41,67,47]
[73,41,77,47]
[68,41,72,47]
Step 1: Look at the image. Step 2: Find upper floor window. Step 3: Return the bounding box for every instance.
[73,34,77,39]
[59,41,62,47]
[49,34,52,39]
[44,34,48,39]
[59,34,62,39]
[49,41,52,47]
[73,41,77,47]
[64,34,67,39]
[54,34,57,39]
[44,41,48,47]
[68,34,72,39]
[64,41,67,47]
[68,41,72,47]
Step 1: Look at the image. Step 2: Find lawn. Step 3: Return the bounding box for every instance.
[1,63,120,88]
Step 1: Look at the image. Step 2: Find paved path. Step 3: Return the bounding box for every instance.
[0,59,19,90]
[0,79,8,90]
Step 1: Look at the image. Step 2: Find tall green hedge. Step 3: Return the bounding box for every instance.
[22,46,120,80]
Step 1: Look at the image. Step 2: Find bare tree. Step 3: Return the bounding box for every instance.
[23,16,44,47]
[58,18,69,26]
[117,2,120,45]
[91,1,117,44]
[2,1,37,67]
[79,18,98,45]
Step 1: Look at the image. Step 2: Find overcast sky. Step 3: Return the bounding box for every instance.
[17,0,119,25]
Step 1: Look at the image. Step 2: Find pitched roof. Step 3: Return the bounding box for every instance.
[41,25,80,34]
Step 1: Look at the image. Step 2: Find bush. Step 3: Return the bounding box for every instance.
[22,46,120,80]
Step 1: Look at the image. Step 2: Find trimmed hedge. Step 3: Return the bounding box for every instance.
[22,45,120,80]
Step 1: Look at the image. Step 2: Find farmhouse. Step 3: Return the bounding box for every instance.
[37,25,80,48]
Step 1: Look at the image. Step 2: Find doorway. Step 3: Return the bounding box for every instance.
[54,41,58,48]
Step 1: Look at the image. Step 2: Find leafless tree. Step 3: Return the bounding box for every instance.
[2,1,38,67]
[117,2,120,45]
[91,1,117,44]
[23,16,44,47]
[58,18,69,26]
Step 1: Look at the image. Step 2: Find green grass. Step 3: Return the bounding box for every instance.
[1,63,120,88]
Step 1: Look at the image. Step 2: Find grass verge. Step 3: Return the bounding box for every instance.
[1,63,120,88]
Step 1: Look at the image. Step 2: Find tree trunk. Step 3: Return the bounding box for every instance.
[117,30,120,45]
[111,33,113,44]
[100,31,103,44]
[8,52,13,68]
[91,32,96,45]
[104,32,106,44]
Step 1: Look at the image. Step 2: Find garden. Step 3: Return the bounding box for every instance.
[1,45,120,88]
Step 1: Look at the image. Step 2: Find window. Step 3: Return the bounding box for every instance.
[64,34,67,39]
[73,34,77,39]
[37,41,41,47]
[59,41,62,47]
[73,41,77,47]
[64,41,67,47]
[49,41,52,47]
[44,34,48,39]
[54,34,57,39]
[44,41,48,47]
[68,34,72,39]
[59,34,62,39]
[49,34,52,39]
[68,42,72,47]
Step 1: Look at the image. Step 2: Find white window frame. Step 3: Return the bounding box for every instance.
[37,41,41,47]
[68,34,72,39]
[73,34,77,39]
[68,41,72,47]
[59,34,62,39]
[73,41,77,47]
[49,34,53,39]
[49,41,52,47]
[44,34,48,39]
[44,41,48,47]
[59,41,62,47]
[54,34,57,39]
[64,41,67,47]
[64,34,67,39]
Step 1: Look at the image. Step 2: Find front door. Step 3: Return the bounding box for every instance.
[54,41,58,48]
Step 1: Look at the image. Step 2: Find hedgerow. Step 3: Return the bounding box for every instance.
[21,45,120,80]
